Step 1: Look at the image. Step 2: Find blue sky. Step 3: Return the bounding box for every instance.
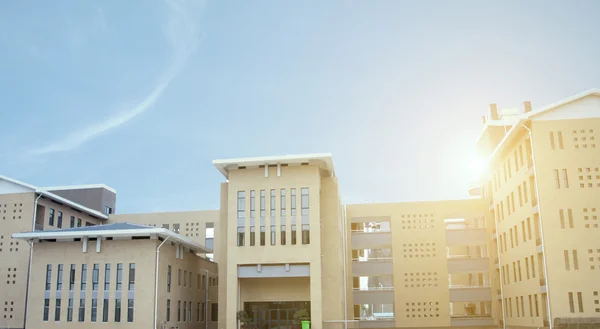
[1,0,599,213]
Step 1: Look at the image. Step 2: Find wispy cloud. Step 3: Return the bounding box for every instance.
[29,0,204,156]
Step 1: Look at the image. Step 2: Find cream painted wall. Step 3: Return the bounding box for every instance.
[240,277,310,303]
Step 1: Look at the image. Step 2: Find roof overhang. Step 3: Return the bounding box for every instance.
[43,184,117,194]
[12,227,212,254]
[213,153,335,179]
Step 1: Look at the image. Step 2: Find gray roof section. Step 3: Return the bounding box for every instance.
[40,222,151,233]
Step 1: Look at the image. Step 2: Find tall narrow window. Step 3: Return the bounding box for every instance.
[167,265,171,292]
[514,151,519,170]
[91,298,98,322]
[515,225,519,246]
[128,263,135,290]
[529,295,533,317]
[69,264,75,290]
[197,302,200,321]
[188,301,191,322]
[554,169,560,188]
[513,262,517,282]
[237,191,245,247]
[527,218,532,240]
[523,181,528,203]
[77,218,82,227]
[562,169,569,188]
[525,258,530,279]
[516,297,520,317]
[260,190,266,246]
[577,292,584,312]
[531,255,536,278]
[557,131,564,149]
[116,263,123,290]
[559,209,565,229]
[166,299,171,322]
[178,269,181,286]
[518,260,522,281]
[270,189,276,246]
[510,228,514,248]
[569,292,575,313]
[114,298,121,322]
[201,303,205,322]
[43,299,50,321]
[568,209,574,228]
[49,208,55,226]
[534,294,539,317]
[70,216,75,228]
[291,188,297,245]
[57,211,63,228]
[522,221,526,242]
[520,296,525,317]
[104,264,110,290]
[81,264,87,291]
[127,299,134,322]
[511,192,515,212]
[280,189,286,245]
[184,270,187,287]
[183,301,187,321]
[507,196,511,215]
[301,188,310,244]
[78,298,85,322]
[549,131,556,149]
[573,250,579,270]
[92,264,99,291]
[57,264,63,291]
[45,264,52,291]
[102,298,109,322]
[67,298,73,322]
[250,190,256,246]
[178,301,181,322]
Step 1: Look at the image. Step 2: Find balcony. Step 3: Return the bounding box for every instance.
[446,228,487,246]
[352,258,393,276]
[449,285,492,302]
[353,288,395,305]
[447,256,490,274]
[351,230,392,249]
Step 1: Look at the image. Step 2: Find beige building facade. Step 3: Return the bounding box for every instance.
[3,88,600,329]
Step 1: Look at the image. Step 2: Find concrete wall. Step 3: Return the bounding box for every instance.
[48,187,116,215]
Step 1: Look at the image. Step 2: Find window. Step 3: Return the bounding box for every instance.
[511,192,515,212]
[526,257,530,279]
[250,190,256,218]
[518,260,522,281]
[562,169,569,188]
[515,225,519,246]
[270,189,276,217]
[114,298,121,322]
[102,299,109,322]
[77,218,82,227]
[104,206,112,215]
[549,131,556,149]
[250,190,256,246]
[57,211,63,228]
[92,264,99,290]
[188,301,191,322]
[520,296,525,317]
[57,264,63,291]
[521,221,526,242]
[211,303,218,321]
[516,297,520,317]
[237,191,245,247]
[573,250,579,270]
[116,263,123,290]
[104,264,110,290]
[510,228,514,248]
[527,218,532,240]
[280,189,287,245]
[523,181,528,203]
[578,292,584,312]
[558,131,564,149]
[178,301,181,322]
[301,188,310,244]
[569,292,575,313]
[78,298,85,322]
[43,299,50,321]
[173,223,180,233]
[127,299,134,322]
[166,300,171,322]
[534,294,539,317]
[67,298,73,322]
[568,209,574,228]
[183,301,187,321]
[91,298,98,322]
[197,302,200,321]
[81,264,87,290]
[554,169,560,188]
[45,264,52,291]
[531,255,536,278]
[560,209,565,229]
[529,295,533,317]
[184,270,187,286]
[49,208,55,226]
[67,264,75,291]
[128,263,135,290]
[70,216,75,228]
[260,190,266,245]
[178,269,181,286]
[167,266,171,292]
[201,303,205,322]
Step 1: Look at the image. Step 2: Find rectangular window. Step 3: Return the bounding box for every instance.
[520,296,525,317]
[211,303,218,321]
[510,228,514,248]
[115,299,121,322]
[43,299,50,321]
[57,264,63,291]
[301,188,310,244]
[511,192,515,212]
[519,145,524,168]
[569,292,575,313]
[178,269,181,286]
[559,209,565,229]
[67,298,73,322]
[558,131,564,149]
[573,250,579,270]
[531,255,536,278]
[529,295,533,317]
[549,131,555,149]
[91,298,98,322]
[78,298,85,322]
[127,299,134,322]
[166,299,171,322]
[250,190,256,246]
[526,257,530,279]
[564,250,571,270]
[523,181,528,203]
[167,266,171,292]
[188,301,191,322]
[104,264,110,290]
[514,151,519,170]
[527,217,532,240]
[128,263,135,290]
[513,262,517,282]
[507,160,512,179]
[77,218,82,227]
[534,294,539,317]
[57,211,63,228]
[518,260,522,281]
[554,169,560,188]
[81,264,87,290]
[197,302,200,321]
[568,209,574,228]
[562,169,569,188]
[92,264,99,291]
[201,303,205,322]
[270,189,276,218]
[237,191,245,247]
[260,189,266,218]
[509,298,513,317]
[116,263,123,290]
[183,301,187,321]
[102,299,109,322]
[507,196,511,215]
[173,223,180,233]
[516,296,520,317]
[503,233,507,251]
[45,264,52,291]
[49,208,55,226]
[69,264,75,290]
[184,270,187,286]
[178,301,181,322]
[515,225,519,246]
[250,190,256,218]
[577,292,584,312]
[281,189,287,245]
[522,221,526,242]
[70,216,75,228]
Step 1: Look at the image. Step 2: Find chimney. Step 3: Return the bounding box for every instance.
[489,104,499,120]
[523,101,532,113]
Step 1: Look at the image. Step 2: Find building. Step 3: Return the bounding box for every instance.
[3,88,600,329]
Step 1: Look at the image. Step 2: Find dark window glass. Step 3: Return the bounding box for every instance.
[45,264,52,290]
[128,264,135,290]
[43,299,50,321]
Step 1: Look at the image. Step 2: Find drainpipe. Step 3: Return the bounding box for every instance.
[23,193,43,329]
[521,124,553,329]
[154,237,170,329]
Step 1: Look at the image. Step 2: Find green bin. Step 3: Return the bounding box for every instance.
[301,320,310,329]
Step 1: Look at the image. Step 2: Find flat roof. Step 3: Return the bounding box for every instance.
[43,184,117,194]
[12,222,212,254]
[213,153,335,179]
